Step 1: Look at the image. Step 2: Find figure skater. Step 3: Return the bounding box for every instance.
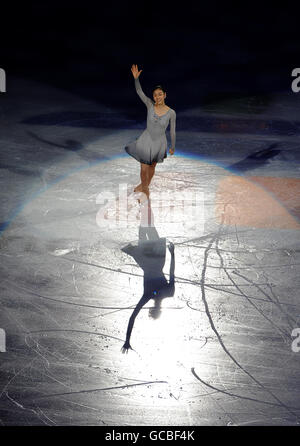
[125,64,176,202]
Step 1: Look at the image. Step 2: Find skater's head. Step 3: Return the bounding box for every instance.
[148,297,162,319]
[148,306,162,319]
[152,85,166,105]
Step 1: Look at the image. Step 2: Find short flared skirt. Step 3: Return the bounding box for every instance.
[124,129,167,165]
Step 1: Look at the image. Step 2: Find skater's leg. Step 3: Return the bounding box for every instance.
[140,163,150,199]
[135,162,150,197]
[134,162,144,192]
[134,161,157,192]
[147,161,157,186]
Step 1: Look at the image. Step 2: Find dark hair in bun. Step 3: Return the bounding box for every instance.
[152,84,166,94]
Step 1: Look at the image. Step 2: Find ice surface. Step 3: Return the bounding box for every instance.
[0,77,299,426]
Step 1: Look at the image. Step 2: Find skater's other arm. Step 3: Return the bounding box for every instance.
[131,64,153,108]
[169,110,176,155]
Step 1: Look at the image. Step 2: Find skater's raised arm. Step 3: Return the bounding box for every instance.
[121,294,151,353]
[169,110,176,155]
[131,64,153,108]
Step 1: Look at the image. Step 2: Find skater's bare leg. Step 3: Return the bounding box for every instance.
[134,163,144,192]
[134,161,157,192]
[135,163,149,202]
[147,162,157,186]
[140,163,150,199]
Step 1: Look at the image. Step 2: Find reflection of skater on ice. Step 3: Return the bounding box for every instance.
[121,201,175,353]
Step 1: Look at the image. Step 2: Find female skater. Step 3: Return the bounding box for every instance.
[125,64,176,201]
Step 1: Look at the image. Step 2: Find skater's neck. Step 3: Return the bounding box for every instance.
[154,102,167,109]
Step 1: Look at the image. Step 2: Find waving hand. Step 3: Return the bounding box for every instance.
[131,64,143,79]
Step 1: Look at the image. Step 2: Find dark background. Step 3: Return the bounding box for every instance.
[1,2,299,112]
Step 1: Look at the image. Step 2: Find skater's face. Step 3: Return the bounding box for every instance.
[153,88,166,105]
